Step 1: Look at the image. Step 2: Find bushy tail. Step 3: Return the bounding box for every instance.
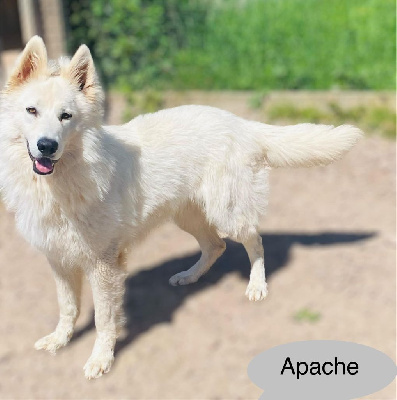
[253,122,363,168]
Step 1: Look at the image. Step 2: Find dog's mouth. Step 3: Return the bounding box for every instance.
[27,142,58,176]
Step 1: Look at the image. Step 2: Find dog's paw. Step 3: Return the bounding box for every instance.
[84,352,114,380]
[245,281,268,301]
[169,270,199,286]
[34,331,71,354]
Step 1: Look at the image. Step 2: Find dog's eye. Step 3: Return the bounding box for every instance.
[26,107,37,115]
[60,112,72,121]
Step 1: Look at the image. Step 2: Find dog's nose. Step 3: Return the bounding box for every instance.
[37,138,58,156]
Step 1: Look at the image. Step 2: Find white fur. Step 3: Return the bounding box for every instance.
[0,37,362,379]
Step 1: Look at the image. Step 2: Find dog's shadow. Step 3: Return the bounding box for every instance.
[72,231,375,355]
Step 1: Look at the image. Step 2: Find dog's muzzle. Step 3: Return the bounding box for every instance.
[27,142,58,175]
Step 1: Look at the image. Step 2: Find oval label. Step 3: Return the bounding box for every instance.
[247,341,396,400]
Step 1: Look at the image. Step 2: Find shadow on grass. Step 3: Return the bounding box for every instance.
[72,231,375,355]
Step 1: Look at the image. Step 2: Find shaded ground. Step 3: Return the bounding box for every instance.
[0,93,395,399]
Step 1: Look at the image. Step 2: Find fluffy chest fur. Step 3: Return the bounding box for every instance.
[0,132,124,265]
[12,175,107,264]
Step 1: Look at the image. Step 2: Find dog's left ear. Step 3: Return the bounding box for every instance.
[68,45,97,95]
[5,36,47,92]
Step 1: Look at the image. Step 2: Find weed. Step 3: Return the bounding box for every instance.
[267,102,396,139]
[293,308,322,323]
[365,108,396,139]
[249,91,269,110]
[268,104,327,124]
[122,90,164,123]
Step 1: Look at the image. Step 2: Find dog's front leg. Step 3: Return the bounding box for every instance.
[35,262,82,354]
[83,257,126,379]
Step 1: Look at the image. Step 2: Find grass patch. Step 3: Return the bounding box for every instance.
[364,107,397,139]
[123,90,165,122]
[293,308,322,323]
[268,104,327,124]
[267,102,396,139]
[171,0,395,90]
[249,91,269,109]
[67,0,396,91]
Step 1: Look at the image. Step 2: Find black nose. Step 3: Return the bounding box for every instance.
[37,138,58,156]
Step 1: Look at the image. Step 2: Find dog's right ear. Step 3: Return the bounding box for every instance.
[4,36,47,92]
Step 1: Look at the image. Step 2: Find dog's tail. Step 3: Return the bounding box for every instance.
[252,122,363,168]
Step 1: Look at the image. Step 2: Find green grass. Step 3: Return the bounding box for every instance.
[293,308,322,323]
[268,104,327,124]
[248,91,269,110]
[171,0,395,90]
[364,107,397,139]
[122,90,165,122]
[267,102,396,139]
[67,0,396,91]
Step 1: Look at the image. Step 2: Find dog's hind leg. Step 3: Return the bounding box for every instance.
[35,262,82,353]
[169,204,226,286]
[242,231,267,301]
[83,250,126,380]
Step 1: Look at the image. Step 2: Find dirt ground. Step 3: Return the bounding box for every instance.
[0,92,395,399]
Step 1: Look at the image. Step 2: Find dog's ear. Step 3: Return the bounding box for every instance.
[68,45,97,96]
[5,36,47,92]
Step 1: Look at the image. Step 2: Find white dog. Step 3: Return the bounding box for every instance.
[0,36,362,379]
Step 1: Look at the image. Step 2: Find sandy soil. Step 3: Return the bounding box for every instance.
[0,93,395,399]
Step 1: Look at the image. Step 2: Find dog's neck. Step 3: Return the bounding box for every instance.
[46,127,116,211]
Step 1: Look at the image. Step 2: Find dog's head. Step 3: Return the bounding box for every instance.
[2,36,104,175]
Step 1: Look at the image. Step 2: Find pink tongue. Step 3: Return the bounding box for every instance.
[35,158,53,174]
